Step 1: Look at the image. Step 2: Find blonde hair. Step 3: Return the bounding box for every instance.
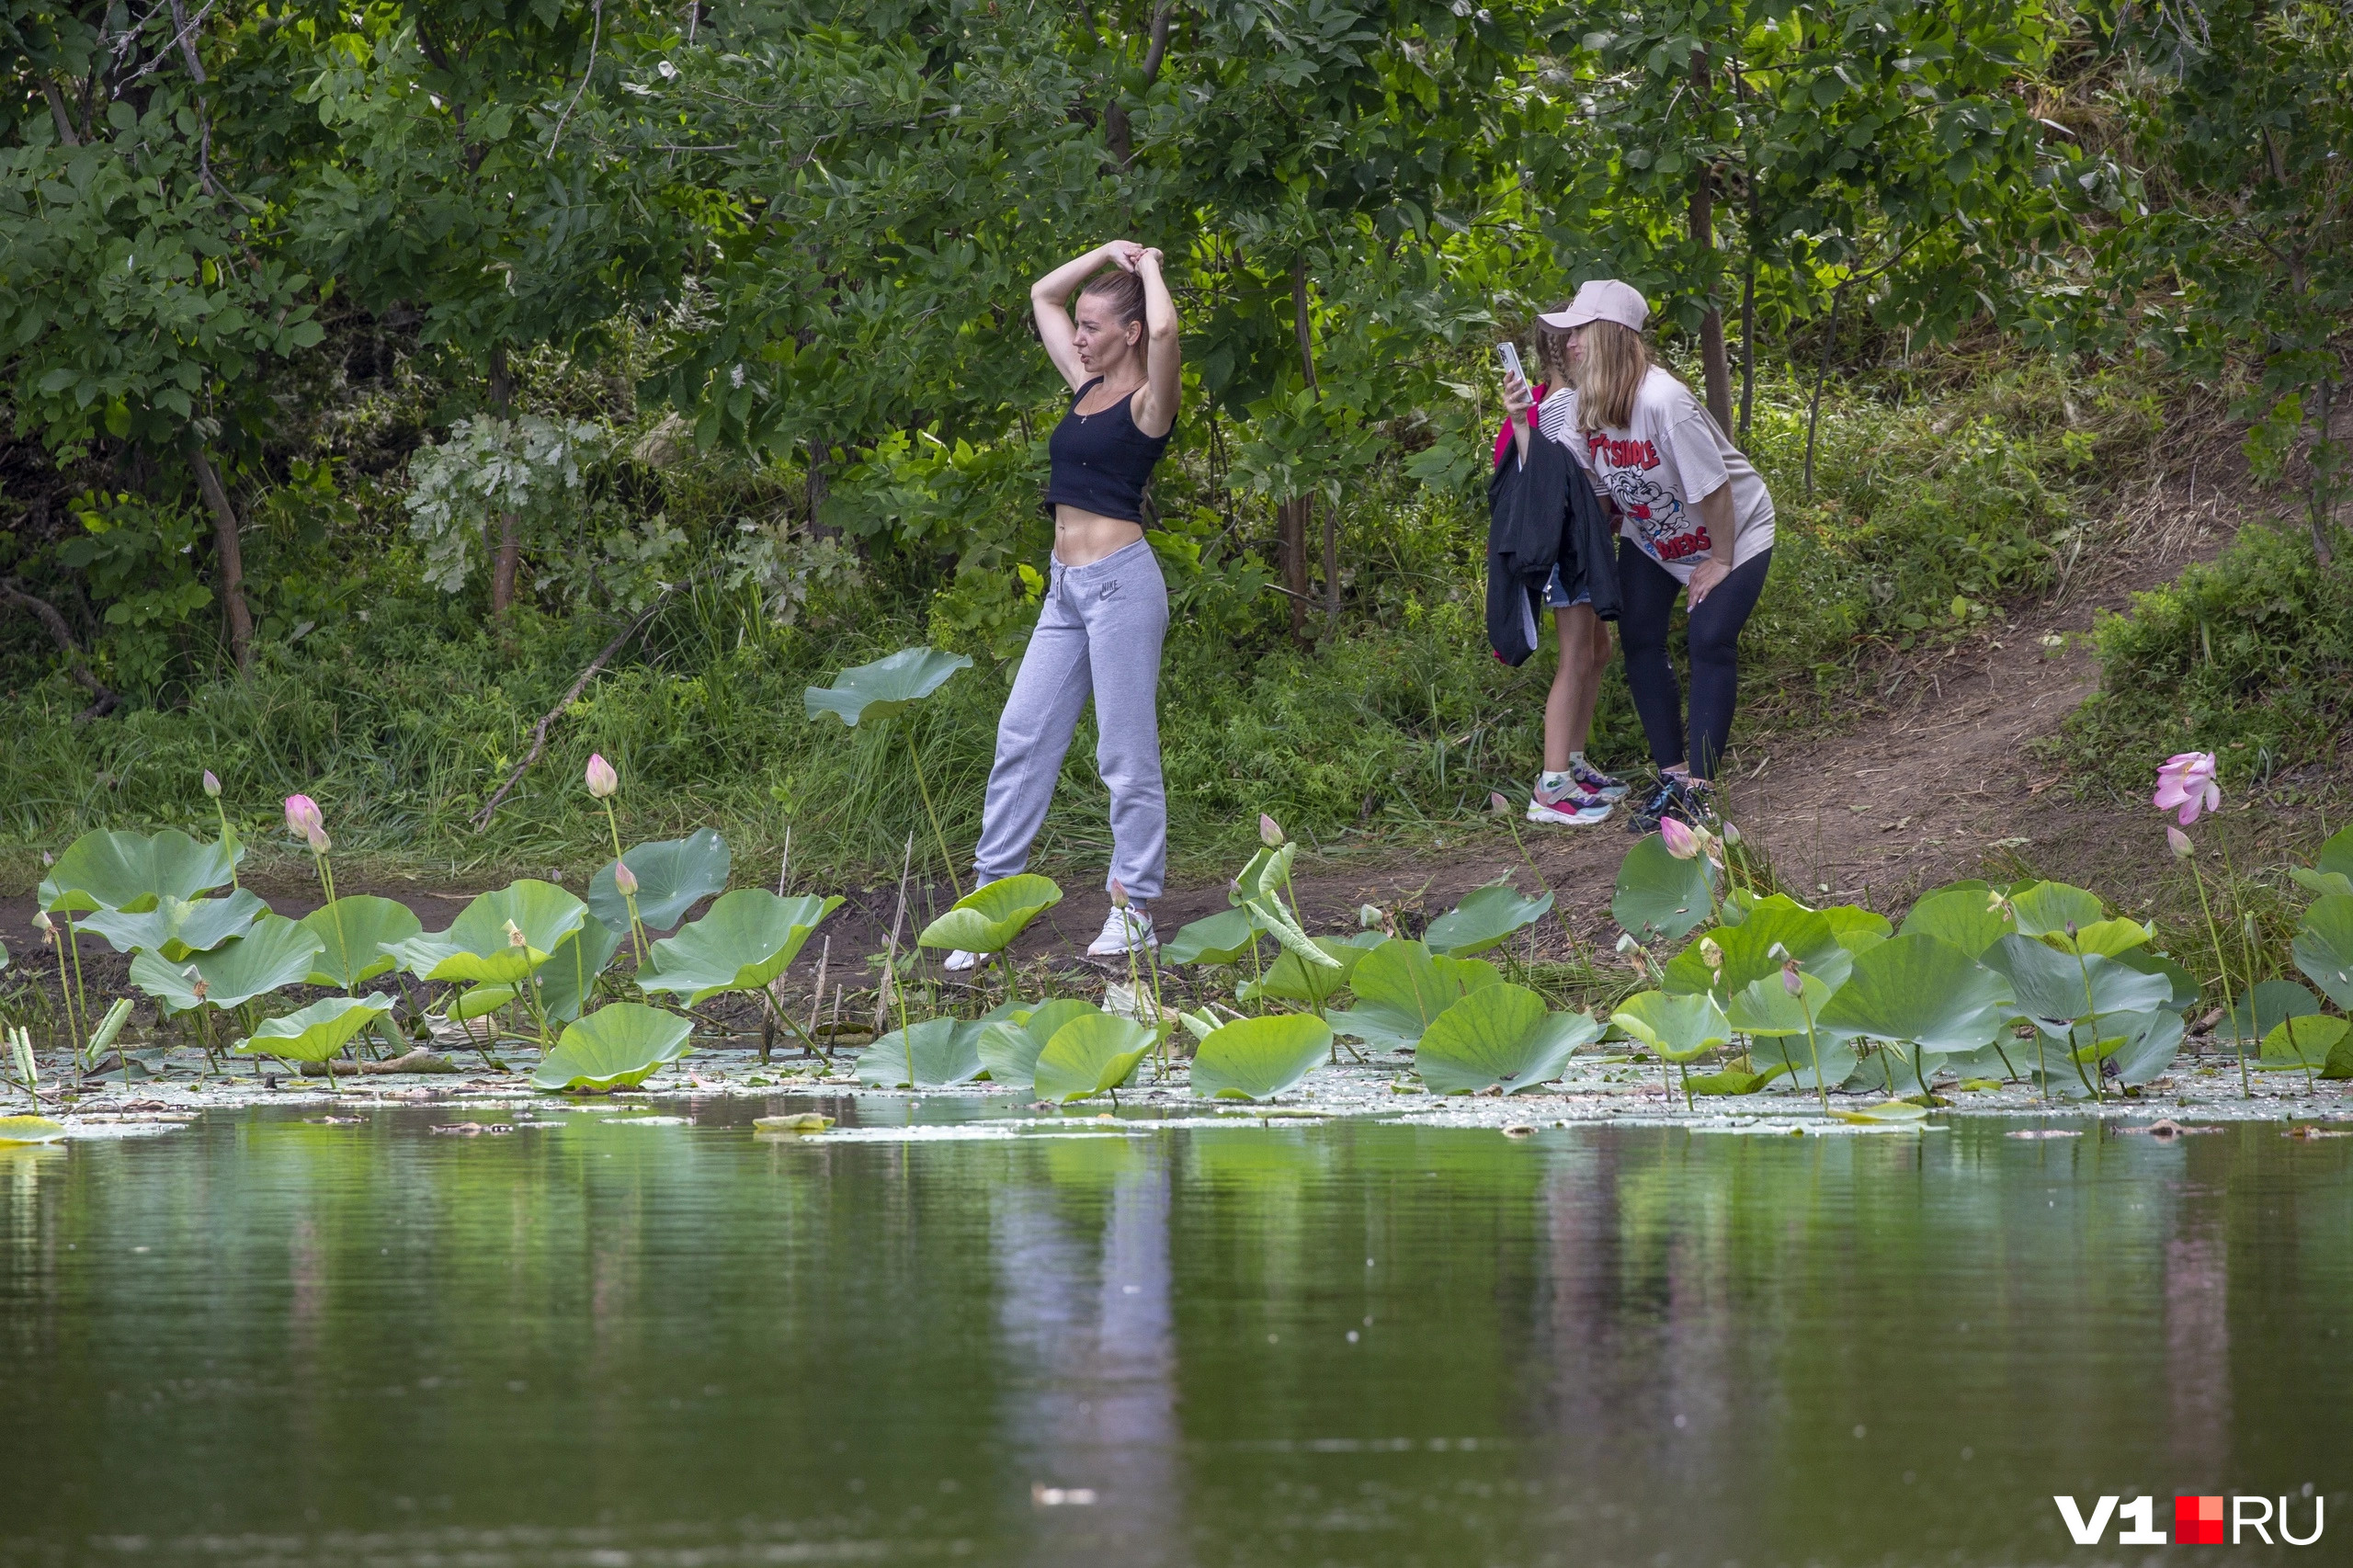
[1568,320,1652,433]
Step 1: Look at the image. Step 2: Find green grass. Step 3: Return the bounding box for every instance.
[0,350,2168,894]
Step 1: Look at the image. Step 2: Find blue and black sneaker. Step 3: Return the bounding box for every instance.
[1627,774,1717,835]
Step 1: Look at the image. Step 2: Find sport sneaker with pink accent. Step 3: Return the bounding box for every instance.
[1526,784,1612,827]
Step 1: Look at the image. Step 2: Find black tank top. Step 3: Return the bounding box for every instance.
[1041,378,1173,523]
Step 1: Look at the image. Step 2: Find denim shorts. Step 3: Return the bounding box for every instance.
[1542,564,1593,610]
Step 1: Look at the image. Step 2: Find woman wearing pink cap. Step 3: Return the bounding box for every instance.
[1501,278,1775,832]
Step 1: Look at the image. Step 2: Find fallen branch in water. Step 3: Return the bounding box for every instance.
[291,1048,460,1076]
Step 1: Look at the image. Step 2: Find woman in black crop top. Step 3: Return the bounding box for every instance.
[948,242,1182,970]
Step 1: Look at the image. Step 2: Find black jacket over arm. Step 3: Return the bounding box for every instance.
[1484,426,1620,665]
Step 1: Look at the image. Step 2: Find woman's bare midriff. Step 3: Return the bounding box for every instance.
[1051,505,1146,567]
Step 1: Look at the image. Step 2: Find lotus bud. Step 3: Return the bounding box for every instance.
[1109,878,1130,910]
[585,753,620,799]
[1781,959,1803,997]
[613,861,639,897]
[1986,890,2009,915]
[1768,942,1790,960]
[1615,932,1639,955]
[284,794,324,840]
[1490,791,1512,815]
[1258,812,1284,847]
[1358,903,1385,930]
[1721,822,1742,846]
[191,976,209,1003]
[505,919,528,948]
[1699,936,1723,972]
[32,909,52,934]
[2167,826,2194,860]
[1659,818,1700,859]
[305,824,331,855]
[2064,919,2078,938]
[202,769,222,798]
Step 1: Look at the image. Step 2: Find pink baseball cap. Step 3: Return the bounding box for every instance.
[1538,279,1649,333]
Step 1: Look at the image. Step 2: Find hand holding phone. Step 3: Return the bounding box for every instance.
[1498,341,1524,381]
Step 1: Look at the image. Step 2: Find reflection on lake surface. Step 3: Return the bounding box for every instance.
[2,1104,2347,1566]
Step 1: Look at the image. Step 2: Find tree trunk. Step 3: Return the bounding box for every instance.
[488,347,522,618]
[1322,496,1340,630]
[2310,376,2337,568]
[1688,52,1733,436]
[1283,252,1320,645]
[184,437,253,675]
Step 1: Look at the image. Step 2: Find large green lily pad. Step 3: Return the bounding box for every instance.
[1982,934,2174,1036]
[83,889,267,960]
[1731,971,1861,1090]
[916,875,1063,956]
[129,914,326,1013]
[1415,984,1599,1095]
[1190,1015,1334,1101]
[537,920,623,1025]
[2224,979,2320,1046]
[2260,1014,2350,1073]
[2006,881,2107,939]
[2054,1008,2185,1090]
[1817,934,2012,1055]
[1610,833,1718,943]
[1162,907,1261,966]
[385,881,589,986]
[0,1117,68,1145]
[804,646,972,726]
[40,828,239,914]
[531,1004,694,1091]
[1664,897,1847,996]
[1329,938,1503,1051]
[302,895,424,990]
[1896,887,2015,959]
[236,994,397,1063]
[977,1000,1100,1090]
[1033,1014,1155,1101]
[856,1017,989,1087]
[1230,843,1338,969]
[1610,990,1733,1062]
[1423,881,1554,957]
[1237,934,1380,1007]
[2292,894,2353,1009]
[641,892,843,1006]
[588,830,731,934]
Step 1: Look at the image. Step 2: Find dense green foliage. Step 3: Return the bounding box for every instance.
[2,0,2346,883]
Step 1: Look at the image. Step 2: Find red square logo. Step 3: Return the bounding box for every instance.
[2176,1495,2225,1544]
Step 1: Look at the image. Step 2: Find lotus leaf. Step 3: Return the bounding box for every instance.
[2052,1009,2185,1089]
[449,984,517,1020]
[2007,881,2107,939]
[1033,1014,1155,1101]
[1416,985,1599,1095]
[2040,917,2154,959]
[130,915,326,1013]
[2315,824,2353,880]
[531,1004,694,1091]
[38,828,238,914]
[1816,935,2011,1055]
[2290,868,2353,898]
[1237,934,1379,1006]
[1725,969,1836,1035]
[589,830,731,933]
[977,1000,1100,1089]
[1190,1015,1335,1101]
[1610,990,1733,1062]
[2291,895,2353,1009]
[83,889,267,960]
[1230,843,1339,970]
[2324,1030,2353,1082]
[1665,898,1847,995]
[1610,833,1717,942]
[1820,906,1894,954]
[1330,938,1503,1051]
[302,895,423,990]
[1896,888,2016,959]
[236,994,396,1063]
[1688,1065,1779,1096]
[856,1017,988,1087]
[1733,983,1862,1092]
[1834,1100,1929,1125]
[642,891,842,1005]
[0,1116,67,1145]
[2111,949,2201,1013]
[2258,1015,2347,1073]
[385,880,588,985]
[1163,907,1260,965]
[1982,935,2174,1036]
[1423,881,1554,957]
[537,920,623,1024]
[804,646,973,726]
[755,1113,835,1132]
[2224,978,2321,1045]
[916,875,1063,955]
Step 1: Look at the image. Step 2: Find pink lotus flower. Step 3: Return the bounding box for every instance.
[304,824,331,855]
[1781,959,1804,997]
[1659,818,1700,859]
[2167,826,2194,860]
[202,769,222,799]
[613,861,639,897]
[2153,752,2220,825]
[1109,878,1130,909]
[585,754,620,800]
[284,794,324,840]
[1490,791,1512,815]
[1258,812,1284,847]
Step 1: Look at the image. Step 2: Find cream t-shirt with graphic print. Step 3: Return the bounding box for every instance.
[1537,366,1774,585]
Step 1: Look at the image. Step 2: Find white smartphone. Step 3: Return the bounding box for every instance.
[1497,341,1524,381]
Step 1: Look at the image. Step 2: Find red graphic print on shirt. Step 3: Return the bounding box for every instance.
[1586,432,1712,562]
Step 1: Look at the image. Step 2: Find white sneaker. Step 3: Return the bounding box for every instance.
[942,949,980,972]
[1527,789,1612,827]
[1086,907,1157,958]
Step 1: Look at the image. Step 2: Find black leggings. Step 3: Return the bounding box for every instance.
[1616,539,1771,781]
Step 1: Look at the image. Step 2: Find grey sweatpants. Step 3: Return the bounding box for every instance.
[973,538,1169,901]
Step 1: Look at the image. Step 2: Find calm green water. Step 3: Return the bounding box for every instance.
[2,1104,2347,1566]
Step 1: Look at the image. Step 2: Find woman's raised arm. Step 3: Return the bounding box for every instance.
[1131,248,1182,437]
[1031,243,1134,391]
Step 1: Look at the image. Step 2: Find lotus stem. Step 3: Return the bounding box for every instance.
[213,798,240,890]
[601,799,648,966]
[63,912,91,1056]
[1799,1001,1829,1115]
[1677,1059,1692,1111]
[2069,944,2107,1103]
[2186,857,2247,1096]
[2284,1013,2313,1095]
[1500,809,1587,967]
[904,725,964,899]
[2219,834,2264,1096]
